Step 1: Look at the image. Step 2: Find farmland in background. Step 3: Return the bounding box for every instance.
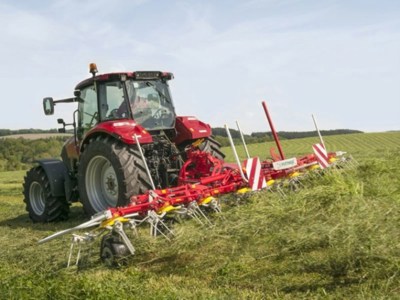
[0,131,399,298]
[222,131,400,161]
[0,133,72,140]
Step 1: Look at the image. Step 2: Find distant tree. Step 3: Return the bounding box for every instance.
[0,159,6,172]
[212,127,251,139]
[0,136,68,171]
[0,128,59,137]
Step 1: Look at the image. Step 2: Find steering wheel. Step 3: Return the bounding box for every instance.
[153,108,167,119]
[107,109,120,119]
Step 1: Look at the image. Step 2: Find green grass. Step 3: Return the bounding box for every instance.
[222,131,400,162]
[0,132,399,299]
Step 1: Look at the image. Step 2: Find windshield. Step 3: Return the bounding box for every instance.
[125,79,176,130]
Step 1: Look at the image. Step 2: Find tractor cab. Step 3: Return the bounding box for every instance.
[75,69,177,137]
[43,65,177,140]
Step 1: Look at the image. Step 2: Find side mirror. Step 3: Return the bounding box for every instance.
[57,118,66,133]
[43,97,54,115]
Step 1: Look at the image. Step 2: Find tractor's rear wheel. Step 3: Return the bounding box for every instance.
[78,136,152,216]
[199,137,225,161]
[23,166,69,222]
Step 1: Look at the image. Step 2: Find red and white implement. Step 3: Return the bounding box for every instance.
[312,143,329,169]
[38,100,349,268]
[244,157,267,191]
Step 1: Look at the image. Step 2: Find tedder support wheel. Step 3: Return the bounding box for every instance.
[78,135,152,216]
[23,166,69,222]
[199,137,225,161]
[100,233,130,267]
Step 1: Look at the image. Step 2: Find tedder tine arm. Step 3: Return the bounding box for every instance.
[38,212,109,244]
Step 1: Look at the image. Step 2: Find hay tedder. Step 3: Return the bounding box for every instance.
[27,64,353,266]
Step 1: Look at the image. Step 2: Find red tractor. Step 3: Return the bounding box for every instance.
[23,64,224,222]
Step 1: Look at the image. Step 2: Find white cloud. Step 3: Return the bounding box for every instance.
[0,1,399,132]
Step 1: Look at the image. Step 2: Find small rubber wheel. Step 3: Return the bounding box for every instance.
[100,234,130,267]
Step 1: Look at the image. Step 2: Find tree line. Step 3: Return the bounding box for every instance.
[0,137,67,171]
[212,127,363,147]
[1,127,361,141]
[0,128,60,137]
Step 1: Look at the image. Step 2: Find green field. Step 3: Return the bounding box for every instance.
[0,132,399,299]
[222,131,400,162]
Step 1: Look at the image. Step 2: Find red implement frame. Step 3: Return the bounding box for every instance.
[105,100,341,220]
[262,101,285,160]
[107,148,246,218]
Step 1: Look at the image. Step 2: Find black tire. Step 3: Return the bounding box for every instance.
[78,135,152,216]
[100,233,130,267]
[199,136,225,161]
[23,166,69,222]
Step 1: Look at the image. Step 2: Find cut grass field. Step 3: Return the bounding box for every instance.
[0,132,399,299]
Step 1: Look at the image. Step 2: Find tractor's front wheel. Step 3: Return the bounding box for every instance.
[78,136,152,216]
[23,166,69,222]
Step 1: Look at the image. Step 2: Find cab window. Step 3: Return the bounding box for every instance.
[78,85,98,133]
[98,81,128,120]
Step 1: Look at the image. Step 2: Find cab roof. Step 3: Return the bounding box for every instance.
[75,71,174,90]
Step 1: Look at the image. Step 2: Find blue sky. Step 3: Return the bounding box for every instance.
[0,0,399,133]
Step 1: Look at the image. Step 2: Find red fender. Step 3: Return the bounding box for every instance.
[81,119,153,151]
